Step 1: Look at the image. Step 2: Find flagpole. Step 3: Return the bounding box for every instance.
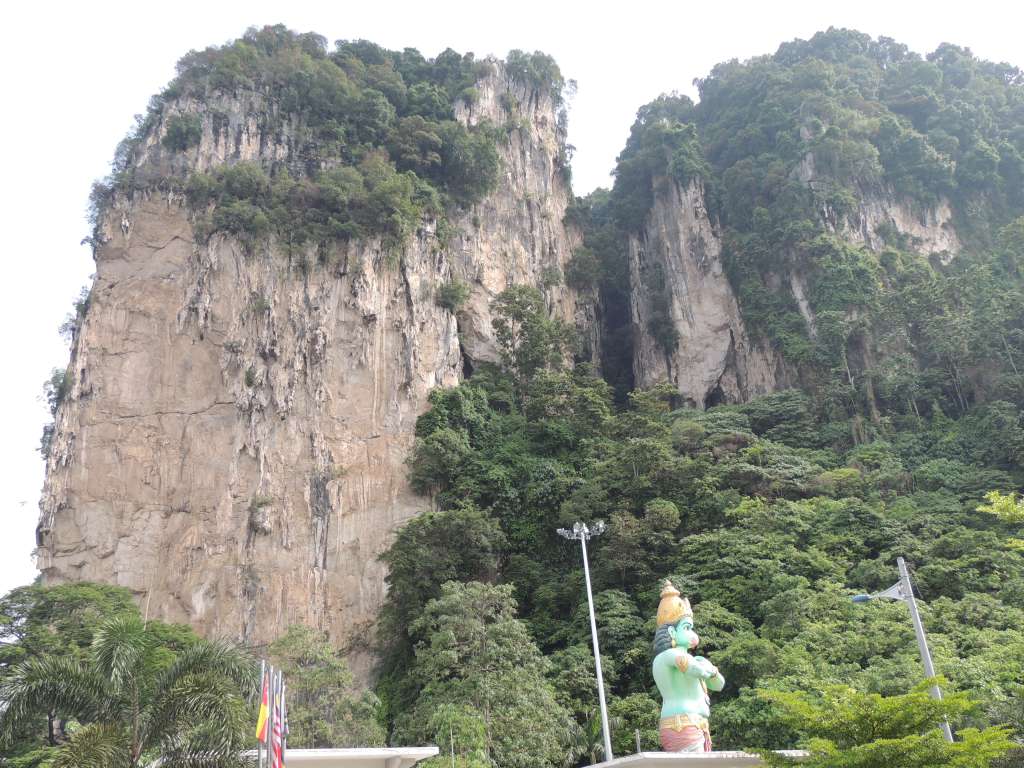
[267,665,276,767]
[273,668,283,768]
[282,680,288,767]
[257,660,266,768]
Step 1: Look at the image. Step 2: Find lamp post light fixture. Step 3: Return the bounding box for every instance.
[557,520,613,763]
[852,556,954,743]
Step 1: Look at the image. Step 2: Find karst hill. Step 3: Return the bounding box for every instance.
[37,25,1024,731]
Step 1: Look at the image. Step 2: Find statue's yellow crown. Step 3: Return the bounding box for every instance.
[657,580,693,626]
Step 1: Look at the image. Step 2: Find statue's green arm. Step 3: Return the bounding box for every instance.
[671,650,717,681]
[684,653,725,690]
[696,655,729,692]
[706,669,725,692]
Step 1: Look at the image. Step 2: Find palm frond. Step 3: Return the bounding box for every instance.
[171,640,256,688]
[150,640,257,711]
[141,640,255,758]
[92,615,152,693]
[50,722,131,768]
[0,655,110,745]
[141,671,250,755]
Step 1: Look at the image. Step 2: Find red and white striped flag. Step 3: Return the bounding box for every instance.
[282,681,289,766]
[270,670,285,768]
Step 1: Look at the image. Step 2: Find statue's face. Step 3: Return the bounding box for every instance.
[672,619,700,650]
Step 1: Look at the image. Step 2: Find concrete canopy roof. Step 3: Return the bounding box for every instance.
[267,747,439,767]
[586,751,809,767]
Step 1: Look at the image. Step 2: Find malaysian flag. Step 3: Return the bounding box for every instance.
[270,669,285,768]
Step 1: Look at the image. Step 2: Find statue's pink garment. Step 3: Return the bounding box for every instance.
[659,724,711,752]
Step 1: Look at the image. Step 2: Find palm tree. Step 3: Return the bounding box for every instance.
[0,615,257,767]
[563,714,623,768]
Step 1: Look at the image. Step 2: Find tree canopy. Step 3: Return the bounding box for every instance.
[268,625,385,749]
[380,285,1024,764]
[0,588,255,768]
[580,28,1024,409]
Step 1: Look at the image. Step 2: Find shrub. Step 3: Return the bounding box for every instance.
[161,113,202,151]
[436,279,470,312]
[505,50,565,98]
[566,246,602,290]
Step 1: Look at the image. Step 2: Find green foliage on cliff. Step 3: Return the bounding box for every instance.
[91,25,568,255]
[161,114,202,152]
[171,26,505,251]
[185,154,441,252]
[491,286,575,384]
[694,29,1024,222]
[377,281,1024,763]
[585,27,1024,418]
[609,95,708,233]
[564,190,635,400]
[38,367,70,456]
[268,625,385,748]
[436,278,471,312]
[505,50,566,103]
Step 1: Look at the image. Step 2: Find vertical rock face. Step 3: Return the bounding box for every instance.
[841,188,961,260]
[37,63,589,676]
[629,178,783,407]
[629,173,963,408]
[798,148,961,261]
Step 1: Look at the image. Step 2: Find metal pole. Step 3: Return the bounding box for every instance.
[282,680,288,765]
[257,660,265,768]
[897,557,954,743]
[580,532,614,763]
[265,665,275,767]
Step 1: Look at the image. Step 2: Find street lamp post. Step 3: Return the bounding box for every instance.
[557,521,613,763]
[852,556,954,743]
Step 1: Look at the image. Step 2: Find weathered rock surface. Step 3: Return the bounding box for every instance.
[38,54,969,675]
[629,171,962,408]
[841,184,961,260]
[797,146,961,260]
[37,63,589,677]
[629,177,783,407]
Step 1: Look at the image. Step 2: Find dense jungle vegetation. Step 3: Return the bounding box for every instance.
[11,25,1024,768]
[579,27,1024,399]
[374,28,1024,767]
[380,345,1024,764]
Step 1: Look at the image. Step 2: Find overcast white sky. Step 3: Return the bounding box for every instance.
[1,0,1021,597]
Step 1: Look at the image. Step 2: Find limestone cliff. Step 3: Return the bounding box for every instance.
[628,177,784,407]
[36,31,991,676]
[628,172,963,408]
[36,61,589,675]
[797,147,962,260]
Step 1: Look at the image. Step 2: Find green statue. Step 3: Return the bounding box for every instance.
[652,581,725,752]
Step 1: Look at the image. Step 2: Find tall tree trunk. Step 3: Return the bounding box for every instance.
[1001,333,1019,376]
[951,363,968,413]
